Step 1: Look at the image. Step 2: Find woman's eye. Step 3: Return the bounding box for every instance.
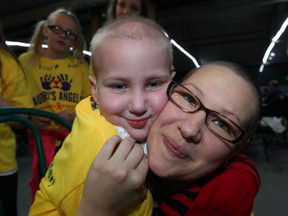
[213,120,229,131]
[183,94,197,107]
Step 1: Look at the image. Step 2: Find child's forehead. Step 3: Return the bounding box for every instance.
[94,36,166,62]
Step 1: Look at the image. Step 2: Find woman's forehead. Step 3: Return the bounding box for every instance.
[183,65,254,127]
[185,65,241,85]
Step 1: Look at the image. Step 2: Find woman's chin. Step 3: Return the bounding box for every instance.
[149,158,170,177]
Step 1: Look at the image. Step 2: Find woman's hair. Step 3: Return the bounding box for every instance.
[90,16,173,76]
[28,8,86,59]
[106,0,148,22]
[182,61,262,141]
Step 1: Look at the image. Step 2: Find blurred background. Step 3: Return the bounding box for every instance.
[1,0,288,87]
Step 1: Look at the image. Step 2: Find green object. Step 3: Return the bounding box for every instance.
[0,107,72,178]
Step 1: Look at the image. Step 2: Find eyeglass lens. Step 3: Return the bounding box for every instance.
[168,82,244,143]
[48,25,77,40]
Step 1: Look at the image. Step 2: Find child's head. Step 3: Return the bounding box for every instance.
[29,8,86,59]
[89,16,175,141]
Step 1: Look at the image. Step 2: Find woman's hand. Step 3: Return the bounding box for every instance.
[78,136,148,216]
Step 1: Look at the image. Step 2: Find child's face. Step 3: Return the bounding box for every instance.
[90,38,174,141]
[43,13,79,56]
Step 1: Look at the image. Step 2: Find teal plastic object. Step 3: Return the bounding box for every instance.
[0,107,72,178]
[0,107,72,130]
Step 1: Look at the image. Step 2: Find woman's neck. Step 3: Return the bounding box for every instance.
[149,174,191,202]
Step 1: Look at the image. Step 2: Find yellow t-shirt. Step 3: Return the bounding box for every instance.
[19,52,91,129]
[29,97,153,216]
[0,50,33,173]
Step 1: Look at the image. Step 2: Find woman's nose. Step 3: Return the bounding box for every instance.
[178,110,206,142]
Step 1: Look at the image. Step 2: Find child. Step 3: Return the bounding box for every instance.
[18,8,91,200]
[0,25,34,216]
[29,16,175,215]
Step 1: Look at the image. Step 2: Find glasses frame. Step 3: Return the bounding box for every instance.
[167,81,246,144]
[47,25,78,41]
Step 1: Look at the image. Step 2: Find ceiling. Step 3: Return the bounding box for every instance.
[1,0,288,86]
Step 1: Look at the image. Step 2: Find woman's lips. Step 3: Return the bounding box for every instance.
[163,136,189,159]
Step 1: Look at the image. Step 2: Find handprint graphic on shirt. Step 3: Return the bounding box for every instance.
[41,74,55,90]
[58,73,73,91]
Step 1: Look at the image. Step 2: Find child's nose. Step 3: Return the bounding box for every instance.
[129,92,147,114]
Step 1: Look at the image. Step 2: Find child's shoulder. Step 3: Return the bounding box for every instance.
[18,51,33,60]
[76,96,94,116]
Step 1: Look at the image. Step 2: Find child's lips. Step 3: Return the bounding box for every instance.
[127,118,148,129]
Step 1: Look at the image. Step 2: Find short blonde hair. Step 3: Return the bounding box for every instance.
[90,16,172,76]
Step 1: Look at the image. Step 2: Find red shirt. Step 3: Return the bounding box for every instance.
[154,154,260,216]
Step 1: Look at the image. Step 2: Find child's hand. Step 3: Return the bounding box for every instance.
[56,110,75,123]
[31,115,51,129]
[78,136,148,216]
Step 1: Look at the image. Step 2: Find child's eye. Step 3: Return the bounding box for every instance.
[146,81,162,89]
[111,83,127,90]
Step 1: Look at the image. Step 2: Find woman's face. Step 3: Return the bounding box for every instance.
[43,13,79,57]
[115,0,142,18]
[147,65,255,180]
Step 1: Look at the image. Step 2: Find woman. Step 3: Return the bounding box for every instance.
[79,61,261,216]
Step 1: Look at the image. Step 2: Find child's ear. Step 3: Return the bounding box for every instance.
[171,70,176,79]
[89,76,98,102]
[42,25,48,38]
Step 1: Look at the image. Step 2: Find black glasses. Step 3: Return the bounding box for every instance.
[47,25,78,41]
[167,81,246,144]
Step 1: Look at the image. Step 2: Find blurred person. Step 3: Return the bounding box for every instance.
[0,25,33,216]
[106,0,148,23]
[18,8,90,200]
[262,79,283,105]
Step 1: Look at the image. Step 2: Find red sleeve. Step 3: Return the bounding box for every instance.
[186,158,260,216]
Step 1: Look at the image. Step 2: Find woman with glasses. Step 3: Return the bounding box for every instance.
[79,61,261,216]
[18,8,90,200]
